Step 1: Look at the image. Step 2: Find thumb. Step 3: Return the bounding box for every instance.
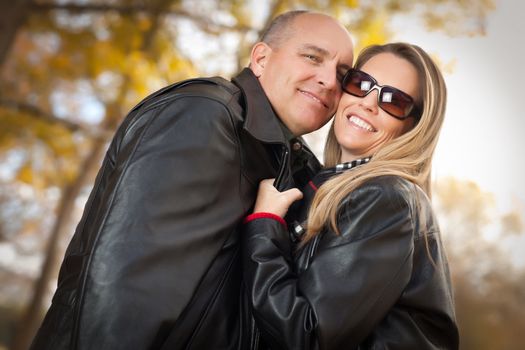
[282,188,303,203]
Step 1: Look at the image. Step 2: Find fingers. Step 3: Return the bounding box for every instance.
[261,178,277,189]
[282,188,303,203]
[253,179,303,217]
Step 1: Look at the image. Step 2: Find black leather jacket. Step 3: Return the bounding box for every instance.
[242,171,459,350]
[31,68,321,350]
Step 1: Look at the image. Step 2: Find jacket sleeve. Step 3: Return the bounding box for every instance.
[242,180,415,350]
[72,95,244,348]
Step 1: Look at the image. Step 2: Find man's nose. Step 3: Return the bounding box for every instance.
[317,66,338,90]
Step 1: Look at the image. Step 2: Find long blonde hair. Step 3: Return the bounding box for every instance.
[303,42,447,242]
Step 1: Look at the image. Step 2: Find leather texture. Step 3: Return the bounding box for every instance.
[242,174,459,350]
[30,68,321,350]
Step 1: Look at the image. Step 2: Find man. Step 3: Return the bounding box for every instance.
[31,11,354,350]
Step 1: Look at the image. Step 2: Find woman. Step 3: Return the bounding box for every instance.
[241,43,459,349]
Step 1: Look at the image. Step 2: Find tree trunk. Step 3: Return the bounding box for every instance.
[10,4,165,345]
[10,138,108,350]
[0,0,31,69]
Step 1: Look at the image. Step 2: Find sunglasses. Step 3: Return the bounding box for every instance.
[341,69,420,120]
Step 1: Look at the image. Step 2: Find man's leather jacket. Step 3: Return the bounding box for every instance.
[30,68,320,350]
[242,173,459,350]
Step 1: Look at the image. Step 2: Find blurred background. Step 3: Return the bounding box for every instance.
[0,0,523,349]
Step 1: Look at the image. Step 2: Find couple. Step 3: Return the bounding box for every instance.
[31,10,458,350]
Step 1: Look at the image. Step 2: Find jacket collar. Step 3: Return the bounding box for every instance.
[232,68,289,144]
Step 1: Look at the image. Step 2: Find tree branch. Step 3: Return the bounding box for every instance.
[0,0,32,69]
[31,2,253,33]
[0,98,111,140]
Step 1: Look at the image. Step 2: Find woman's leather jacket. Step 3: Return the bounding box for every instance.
[242,173,459,350]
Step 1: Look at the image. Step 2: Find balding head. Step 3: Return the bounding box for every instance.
[250,11,354,136]
[259,10,309,48]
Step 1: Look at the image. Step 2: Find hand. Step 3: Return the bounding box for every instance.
[253,179,303,218]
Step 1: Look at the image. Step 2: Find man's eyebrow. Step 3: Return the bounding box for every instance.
[300,44,330,57]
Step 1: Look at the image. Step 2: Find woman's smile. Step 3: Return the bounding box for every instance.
[347,115,376,132]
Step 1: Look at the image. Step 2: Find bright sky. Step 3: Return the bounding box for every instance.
[306,0,525,264]
[395,0,524,215]
[310,0,524,215]
[387,0,525,264]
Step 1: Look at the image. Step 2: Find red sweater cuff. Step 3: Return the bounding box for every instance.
[243,212,287,229]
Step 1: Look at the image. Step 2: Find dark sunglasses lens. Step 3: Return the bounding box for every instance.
[343,71,373,97]
[379,87,414,119]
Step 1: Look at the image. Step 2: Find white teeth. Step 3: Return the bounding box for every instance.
[349,116,375,131]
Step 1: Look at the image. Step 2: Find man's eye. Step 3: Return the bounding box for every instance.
[304,54,320,62]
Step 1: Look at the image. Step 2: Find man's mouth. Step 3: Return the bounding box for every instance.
[298,89,329,109]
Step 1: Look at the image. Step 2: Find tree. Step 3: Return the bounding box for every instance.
[434,178,525,350]
[0,0,496,348]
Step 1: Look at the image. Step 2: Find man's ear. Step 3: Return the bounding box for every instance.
[250,42,271,77]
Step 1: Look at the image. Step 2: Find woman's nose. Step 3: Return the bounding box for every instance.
[360,89,379,113]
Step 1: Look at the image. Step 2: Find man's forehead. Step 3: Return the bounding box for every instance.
[300,44,330,56]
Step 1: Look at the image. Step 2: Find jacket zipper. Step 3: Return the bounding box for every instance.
[273,146,290,192]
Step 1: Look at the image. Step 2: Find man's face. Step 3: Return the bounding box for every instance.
[252,13,354,136]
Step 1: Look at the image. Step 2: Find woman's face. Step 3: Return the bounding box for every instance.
[334,52,419,162]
